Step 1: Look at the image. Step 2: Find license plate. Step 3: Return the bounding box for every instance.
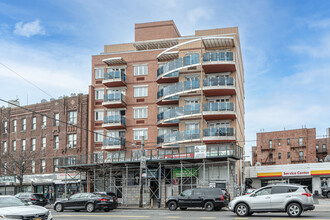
[34,218,41,220]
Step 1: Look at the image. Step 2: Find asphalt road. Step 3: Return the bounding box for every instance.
[52,209,329,220]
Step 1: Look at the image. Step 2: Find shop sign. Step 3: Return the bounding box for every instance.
[164,153,194,159]
[282,171,310,176]
[173,167,198,178]
[0,176,15,184]
[57,172,84,180]
[142,169,158,179]
[194,145,206,159]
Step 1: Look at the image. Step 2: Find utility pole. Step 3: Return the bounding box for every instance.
[139,136,145,208]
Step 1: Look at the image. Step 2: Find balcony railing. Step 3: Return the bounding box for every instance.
[157,104,200,123]
[104,71,126,82]
[157,129,201,145]
[103,93,126,103]
[203,127,234,137]
[202,51,234,63]
[203,102,234,112]
[103,115,126,125]
[203,77,234,87]
[157,54,200,78]
[103,138,125,147]
[157,80,200,99]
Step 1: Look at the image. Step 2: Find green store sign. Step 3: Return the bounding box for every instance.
[173,167,199,178]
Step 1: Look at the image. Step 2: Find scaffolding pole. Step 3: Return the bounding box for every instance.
[158,163,161,208]
[110,167,112,192]
[93,167,96,192]
[64,169,67,198]
[203,160,206,187]
[180,162,183,193]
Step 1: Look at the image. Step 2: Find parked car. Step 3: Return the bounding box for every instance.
[245,188,256,195]
[166,188,228,211]
[0,195,52,220]
[15,192,48,207]
[228,184,314,217]
[54,192,114,212]
[321,187,330,198]
[94,192,118,208]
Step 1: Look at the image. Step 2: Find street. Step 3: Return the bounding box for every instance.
[51,209,330,220]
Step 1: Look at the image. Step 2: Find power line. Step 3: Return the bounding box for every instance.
[0,62,54,99]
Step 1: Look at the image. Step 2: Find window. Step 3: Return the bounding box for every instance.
[22,139,26,151]
[42,116,47,127]
[287,138,290,145]
[3,141,7,154]
[67,134,77,148]
[3,121,8,133]
[269,153,273,162]
[54,113,59,126]
[316,145,319,152]
[278,140,281,146]
[31,138,36,151]
[287,152,290,159]
[95,68,104,79]
[22,118,26,131]
[41,137,46,150]
[278,153,281,159]
[3,163,7,175]
[299,151,304,161]
[68,111,77,125]
[134,86,148,97]
[299,137,303,146]
[323,144,326,152]
[269,140,272,148]
[94,130,104,142]
[54,158,59,172]
[12,140,16,152]
[13,120,17,132]
[134,107,148,119]
[133,128,148,140]
[12,163,15,173]
[54,136,59,149]
[32,117,36,130]
[182,189,193,197]
[95,110,104,121]
[255,187,272,196]
[95,89,104,100]
[31,161,35,174]
[41,160,46,173]
[134,64,148,76]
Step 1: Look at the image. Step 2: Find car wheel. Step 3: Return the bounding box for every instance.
[214,206,221,211]
[55,203,63,212]
[204,201,214,211]
[235,203,249,217]
[327,192,330,198]
[180,207,187,211]
[104,209,110,212]
[168,201,177,211]
[287,203,302,217]
[86,203,95,213]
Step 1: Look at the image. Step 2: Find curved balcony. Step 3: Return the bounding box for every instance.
[103,93,126,108]
[203,103,236,120]
[103,71,126,87]
[157,104,200,127]
[102,115,126,129]
[202,51,235,73]
[203,77,236,96]
[157,54,200,83]
[157,129,201,148]
[102,138,125,150]
[157,80,200,104]
[203,127,235,144]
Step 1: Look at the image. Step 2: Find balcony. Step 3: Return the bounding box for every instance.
[156,71,179,84]
[102,71,126,87]
[202,51,235,73]
[157,80,200,104]
[157,104,200,126]
[156,54,200,82]
[102,93,126,108]
[203,127,235,144]
[290,145,306,149]
[203,103,236,120]
[262,161,276,165]
[261,147,275,151]
[102,115,126,129]
[102,138,125,150]
[203,77,236,96]
[157,129,201,147]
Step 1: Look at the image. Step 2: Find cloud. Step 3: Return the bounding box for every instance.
[187,7,212,24]
[14,19,45,37]
[308,18,330,29]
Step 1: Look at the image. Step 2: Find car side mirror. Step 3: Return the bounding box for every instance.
[180,193,184,197]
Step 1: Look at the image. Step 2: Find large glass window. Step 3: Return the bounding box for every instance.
[95,110,104,121]
[95,130,104,142]
[134,86,148,97]
[278,153,281,159]
[31,138,36,151]
[32,117,36,130]
[269,140,272,148]
[299,151,304,160]
[13,120,17,132]
[41,160,46,174]
[134,64,148,76]
[68,111,77,125]
[316,145,319,152]
[42,137,46,150]
[22,118,26,131]
[134,129,148,140]
[31,161,35,174]
[42,116,47,127]
[323,144,327,152]
[134,107,148,119]
[54,113,59,126]
[54,158,59,172]
[3,141,7,154]
[12,140,16,152]
[67,134,77,148]
[95,89,104,100]
[299,137,303,146]
[287,152,290,159]
[287,138,290,145]
[3,121,8,133]
[95,68,104,79]
[54,136,59,149]
[22,140,26,151]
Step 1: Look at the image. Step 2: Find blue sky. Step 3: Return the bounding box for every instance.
[0,0,330,158]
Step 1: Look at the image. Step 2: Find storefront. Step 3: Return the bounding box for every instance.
[246,162,330,195]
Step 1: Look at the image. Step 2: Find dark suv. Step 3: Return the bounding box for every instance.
[166,188,228,211]
[321,187,330,198]
[15,193,48,207]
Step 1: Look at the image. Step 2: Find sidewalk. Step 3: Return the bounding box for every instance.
[313,197,330,211]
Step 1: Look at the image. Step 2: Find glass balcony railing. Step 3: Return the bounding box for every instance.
[104,71,126,82]
[157,104,200,122]
[203,127,234,137]
[157,54,200,77]
[202,51,234,62]
[157,129,201,145]
[103,93,126,103]
[157,80,200,99]
[203,77,234,87]
[103,115,126,125]
[103,138,125,147]
[203,103,234,112]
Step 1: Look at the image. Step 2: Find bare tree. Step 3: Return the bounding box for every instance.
[0,150,39,192]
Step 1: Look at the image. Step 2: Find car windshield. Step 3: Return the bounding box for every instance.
[246,189,255,193]
[0,197,27,208]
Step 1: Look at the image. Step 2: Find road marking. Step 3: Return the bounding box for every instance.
[53,215,150,218]
[200,218,216,219]
[165,217,181,219]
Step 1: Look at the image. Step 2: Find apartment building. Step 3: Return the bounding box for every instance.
[0,94,88,199]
